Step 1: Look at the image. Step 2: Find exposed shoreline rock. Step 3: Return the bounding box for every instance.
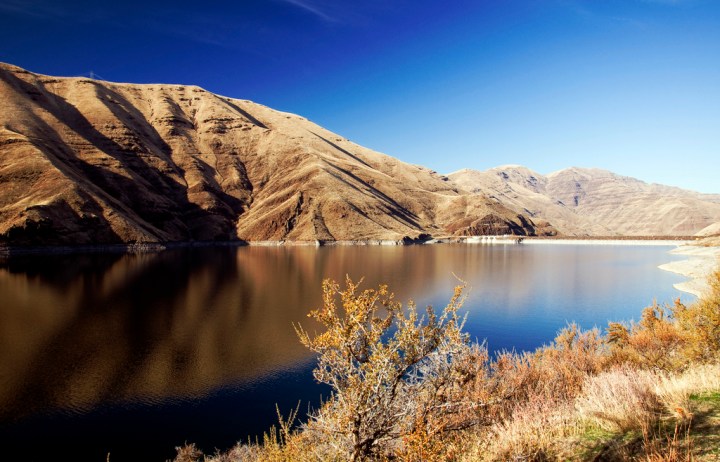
[659,244,720,297]
[0,235,700,258]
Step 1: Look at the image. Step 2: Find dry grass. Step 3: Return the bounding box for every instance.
[653,364,720,421]
[467,397,578,461]
[576,367,665,433]
[573,363,720,462]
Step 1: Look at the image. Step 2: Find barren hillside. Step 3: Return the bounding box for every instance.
[0,63,540,247]
[449,166,720,236]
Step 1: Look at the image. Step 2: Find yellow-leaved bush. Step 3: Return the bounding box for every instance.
[294,277,487,461]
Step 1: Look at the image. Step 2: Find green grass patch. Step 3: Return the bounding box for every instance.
[579,426,615,442]
[575,425,640,461]
[690,391,720,404]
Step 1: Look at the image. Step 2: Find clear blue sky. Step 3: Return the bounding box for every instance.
[1,0,719,193]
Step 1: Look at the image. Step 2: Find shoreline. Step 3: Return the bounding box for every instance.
[3,235,716,303]
[0,236,699,257]
[522,238,690,246]
[658,244,720,298]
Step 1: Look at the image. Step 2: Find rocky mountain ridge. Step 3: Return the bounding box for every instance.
[0,63,540,247]
[449,166,720,236]
[2,63,716,247]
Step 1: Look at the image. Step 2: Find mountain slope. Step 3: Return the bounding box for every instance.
[697,222,720,237]
[448,166,607,236]
[546,167,720,235]
[0,63,539,246]
[449,166,720,236]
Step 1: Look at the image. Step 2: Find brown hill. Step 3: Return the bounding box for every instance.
[449,166,720,236]
[696,222,720,237]
[448,166,607,236]
[0,63,540,247]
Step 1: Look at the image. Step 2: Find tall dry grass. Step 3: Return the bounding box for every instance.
[576,367,665,433]
[461,397,578,461]
[576,363,720,461]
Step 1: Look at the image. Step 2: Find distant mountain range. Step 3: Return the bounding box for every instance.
[1,63,718,247]
[450,166,720,237]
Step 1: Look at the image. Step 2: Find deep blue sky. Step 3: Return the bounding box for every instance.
[1,0,719,193]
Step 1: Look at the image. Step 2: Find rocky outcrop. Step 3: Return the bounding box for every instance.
[0,63,542,247]
[450,166,720,236]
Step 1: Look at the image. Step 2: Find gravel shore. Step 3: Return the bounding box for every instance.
[659,245,720,297]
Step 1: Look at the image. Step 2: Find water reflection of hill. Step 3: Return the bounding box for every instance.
[1,248,321,421]
[0,244,686,424]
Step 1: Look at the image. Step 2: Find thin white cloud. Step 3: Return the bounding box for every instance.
[279,0,339,23]
[639,0,695,4]
[0,0,110,22]
[609,15,648,29]
[0,0,69,19]
[561,1,648,29]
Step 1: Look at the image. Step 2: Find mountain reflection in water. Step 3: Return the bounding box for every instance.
[0,248,326,422]
[0,244,691,460]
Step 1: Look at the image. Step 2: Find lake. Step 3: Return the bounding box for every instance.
[0,243,693,461]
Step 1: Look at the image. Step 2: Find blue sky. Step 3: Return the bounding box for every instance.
[1,0,719,193]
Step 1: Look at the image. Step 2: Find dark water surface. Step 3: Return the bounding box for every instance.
[0,244,692,461]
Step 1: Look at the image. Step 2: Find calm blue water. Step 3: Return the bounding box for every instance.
[0,244,693,461]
